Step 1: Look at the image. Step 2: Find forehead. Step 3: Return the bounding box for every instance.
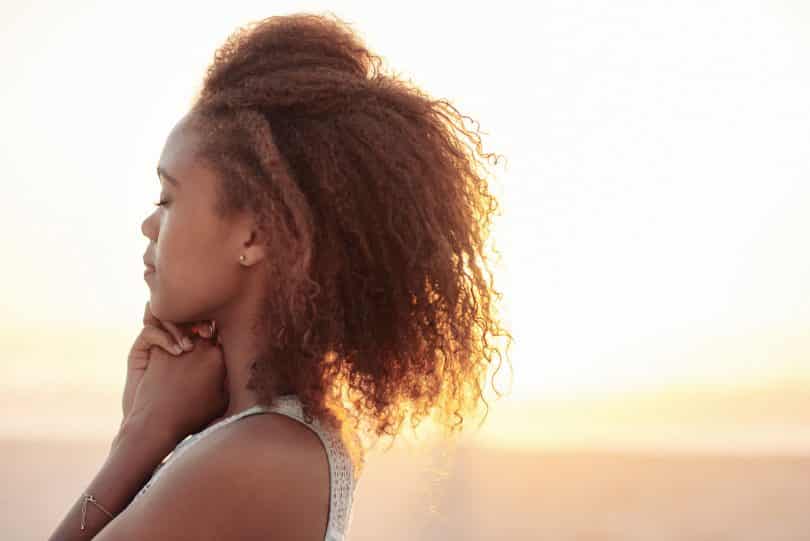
[158,115,204,174]
[156,115,225,197]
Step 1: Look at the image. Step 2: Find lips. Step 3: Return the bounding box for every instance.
[144,263,155,282]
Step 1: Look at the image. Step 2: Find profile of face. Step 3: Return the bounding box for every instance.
[141,113,263,324]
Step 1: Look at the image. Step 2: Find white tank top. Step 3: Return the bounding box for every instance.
[130,394,363,541]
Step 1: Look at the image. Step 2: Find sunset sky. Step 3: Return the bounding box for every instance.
[3,1,810,450]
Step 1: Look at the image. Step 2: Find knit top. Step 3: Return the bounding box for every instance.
[129,394,363,540]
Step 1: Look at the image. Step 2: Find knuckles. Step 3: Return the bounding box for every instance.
[146,336,223,365]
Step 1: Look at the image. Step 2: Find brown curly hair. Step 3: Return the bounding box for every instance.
[184,12,513,470]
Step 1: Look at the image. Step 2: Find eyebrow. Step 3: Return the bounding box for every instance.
[156,165,180,187]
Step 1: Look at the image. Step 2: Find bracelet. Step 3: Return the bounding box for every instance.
[80,492,116,531]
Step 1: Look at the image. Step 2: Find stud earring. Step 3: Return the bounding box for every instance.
[239,254,247,264]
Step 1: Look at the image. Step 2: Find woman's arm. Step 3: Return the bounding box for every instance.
[81,414,328,541]
[48,315,229,539]
[47,413,178,540]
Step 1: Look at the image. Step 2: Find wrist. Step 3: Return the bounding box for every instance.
[113,410,180,459]
[48,413,181,540]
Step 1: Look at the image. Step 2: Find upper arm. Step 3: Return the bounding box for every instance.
[94,416,330,541]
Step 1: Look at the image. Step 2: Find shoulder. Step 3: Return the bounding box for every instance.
[97,412,330,540]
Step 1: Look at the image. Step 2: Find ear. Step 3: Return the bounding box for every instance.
[240,228,267,266]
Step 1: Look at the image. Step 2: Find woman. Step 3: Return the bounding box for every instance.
[49,12,511,541]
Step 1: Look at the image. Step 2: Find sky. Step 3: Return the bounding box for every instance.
[2,0,810,448]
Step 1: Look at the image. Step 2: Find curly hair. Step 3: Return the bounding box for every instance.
[184,12,513,471]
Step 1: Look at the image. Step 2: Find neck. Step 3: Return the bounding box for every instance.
[199,268,295,428]
[206,282,266,421]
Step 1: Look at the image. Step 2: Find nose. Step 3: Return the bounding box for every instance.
[141,209,158,241]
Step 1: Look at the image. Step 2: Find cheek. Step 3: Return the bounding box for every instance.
[148,247,210,321]
[152,257,237,323]
[154,219,178,270]
[153,219,196,287]
[156,228,232,298]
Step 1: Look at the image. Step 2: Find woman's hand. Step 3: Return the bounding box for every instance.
[122,301,217,421]
[126,331,229,443]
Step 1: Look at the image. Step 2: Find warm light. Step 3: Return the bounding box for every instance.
[3,2,810,455]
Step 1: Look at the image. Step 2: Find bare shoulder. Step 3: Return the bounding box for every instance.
[95,413,330,541]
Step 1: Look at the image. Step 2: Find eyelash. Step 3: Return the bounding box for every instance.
[153,198,169,207]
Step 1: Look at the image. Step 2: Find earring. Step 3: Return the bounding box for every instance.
[239,254,247,264]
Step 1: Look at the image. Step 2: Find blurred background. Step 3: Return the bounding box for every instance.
[3,1,810,539]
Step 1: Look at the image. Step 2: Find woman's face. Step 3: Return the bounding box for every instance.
[141,114,251,324]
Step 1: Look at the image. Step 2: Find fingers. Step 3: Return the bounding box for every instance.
[142,324,185,355]
[143,301,214,347]
[160,319,190,349]
[164,320,215,346]
[190,322,214,339]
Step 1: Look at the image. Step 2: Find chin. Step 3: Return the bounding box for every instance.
[149,294,211,327]
[147,294,175,322]
[146,296,166,321]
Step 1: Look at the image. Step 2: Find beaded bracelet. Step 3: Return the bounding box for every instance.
[80,492,116,531]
